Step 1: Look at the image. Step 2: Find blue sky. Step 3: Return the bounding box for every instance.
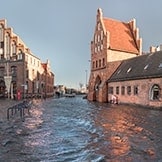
[1,0,162,88]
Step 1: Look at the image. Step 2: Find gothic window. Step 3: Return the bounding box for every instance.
[150,84,160,100]
[99,59,101,67]
[97,45,100,52]
[95,34,97,43]
[94,47,97,53]
[11,41,16,56]
[97,23,100,30]
[101,31,103,40]
[101,44,103,50]
[96,60,98,68]
[97,35,100,42]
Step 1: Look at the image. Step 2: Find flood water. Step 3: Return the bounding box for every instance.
[0,96,162,162]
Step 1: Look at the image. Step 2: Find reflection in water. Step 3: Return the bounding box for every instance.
[0,97,162,161]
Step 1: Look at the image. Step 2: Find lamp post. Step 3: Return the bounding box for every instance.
[85,69,88,93]
[4,61,12,99]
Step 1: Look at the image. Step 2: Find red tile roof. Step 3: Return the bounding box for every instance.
[103,18,139,54]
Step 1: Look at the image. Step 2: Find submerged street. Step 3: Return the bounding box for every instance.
[0,96,162,162]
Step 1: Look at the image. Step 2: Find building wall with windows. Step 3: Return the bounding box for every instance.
[108,78,162,108]
[87,8,142,102]
[0,19,54,99]
[107,51,162,108]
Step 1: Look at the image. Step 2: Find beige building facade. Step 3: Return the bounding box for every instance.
[0,19,54,99]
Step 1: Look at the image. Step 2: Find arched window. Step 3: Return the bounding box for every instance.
[150,84,160,100]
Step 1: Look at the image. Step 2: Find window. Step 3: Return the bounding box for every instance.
[101,31,103,40]
[11,66,17,75]
[102,58,105,67]
[97,35,100,42]
[99,59,101,67]
[32,69,35,78]
[127,86,131,95]
[95,34,97,43]
[159,63,162,68]
[150,84,160,100]
[116,86,119,94]
[121,86,125,95]
[109,87,113,94]
[96,60,98,68]
[144,64,149,70]
[93,61,95,69]
[17,53,22,60]
[0,67,5,76]
[134,86,138,95]
[11,41,16,56]
[97,23,100,30]
[127,67,132,73]
[95,47,97,53]
[26,70,29,78]
[101,44,103,50]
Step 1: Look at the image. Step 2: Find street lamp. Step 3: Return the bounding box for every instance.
[4,61,12,99]
[85,69,88,92]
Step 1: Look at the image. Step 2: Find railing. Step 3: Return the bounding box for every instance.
[7,100,32,121]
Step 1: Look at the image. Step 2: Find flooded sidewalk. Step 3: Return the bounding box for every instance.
[0,99,22,121]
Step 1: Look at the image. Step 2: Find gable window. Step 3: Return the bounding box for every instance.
[5,33,10,59]
[150,84,160,100]
[99,59,101,67]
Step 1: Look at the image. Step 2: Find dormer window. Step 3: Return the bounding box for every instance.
[144,64,149,70]
[158,63,162,68]
[127,67,132,73]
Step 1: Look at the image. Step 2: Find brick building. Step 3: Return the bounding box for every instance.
[108,49,162,108]
[87,8,142,102]
[0,19,54,99]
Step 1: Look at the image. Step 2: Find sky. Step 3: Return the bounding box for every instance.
[1,0,162,89]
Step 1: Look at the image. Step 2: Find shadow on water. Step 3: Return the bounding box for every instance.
[0,96,162,161]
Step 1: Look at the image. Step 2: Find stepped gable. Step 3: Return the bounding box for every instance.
[103,17,140,54]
